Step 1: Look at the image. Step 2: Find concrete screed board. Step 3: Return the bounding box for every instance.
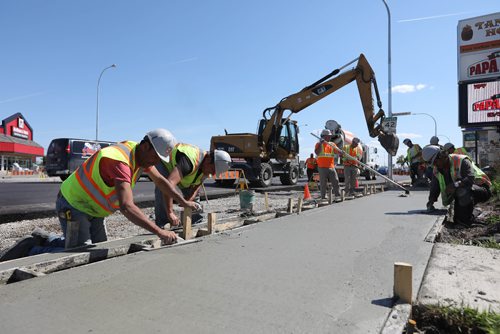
[0,190,435,333]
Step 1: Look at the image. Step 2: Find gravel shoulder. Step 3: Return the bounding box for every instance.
[0,190,302,258]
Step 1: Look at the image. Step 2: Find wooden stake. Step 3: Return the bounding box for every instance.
[297,197,303,214]
[340,189,345,202]
[394,262,413,304]
[264,192,269,211]
[207,212,216,234]
[328,186,333,204]
[363,185,368,196]
[65,220,80,249]
[182,208,192,240]
[287,198,293,213]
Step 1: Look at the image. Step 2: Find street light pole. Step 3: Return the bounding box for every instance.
[96,64,116,141]
[381,0,393,179]
[412,112,437,137]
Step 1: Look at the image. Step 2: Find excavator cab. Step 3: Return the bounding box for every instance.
[257,119,299,158]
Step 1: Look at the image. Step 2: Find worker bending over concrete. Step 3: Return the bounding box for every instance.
[342,137,362,198]
[154,143,232,227]
[422,145,491,226]
[443,142,470,157]
[0,129,200,262]
[314,129,341,200]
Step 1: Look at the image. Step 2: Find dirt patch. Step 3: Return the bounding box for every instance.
[437,201,500,248]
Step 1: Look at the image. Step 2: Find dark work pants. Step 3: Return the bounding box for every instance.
[453,184,491,225]
[306,168,316,182]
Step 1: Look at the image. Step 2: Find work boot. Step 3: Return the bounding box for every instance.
[0,236,37,262]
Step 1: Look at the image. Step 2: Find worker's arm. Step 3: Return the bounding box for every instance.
[147,165,198,211]
[186,183,203,201]
[314,142,321,156]
[457,159,475,188]
[160,165,185,227]
[115,180,177,244]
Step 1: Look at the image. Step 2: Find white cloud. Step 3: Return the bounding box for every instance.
[0,92,44,104]
[398,12,474,23]
[391,84,427,94]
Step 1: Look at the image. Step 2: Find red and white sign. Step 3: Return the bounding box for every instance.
[467,80,500,124]
[458,13,500,82]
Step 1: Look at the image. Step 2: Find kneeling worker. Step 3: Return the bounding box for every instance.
[1,129,200,261]
[422,145,491,225]
[154,143,232,227]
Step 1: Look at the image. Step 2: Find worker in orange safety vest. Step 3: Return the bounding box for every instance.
[342,137,363,197]
[305,153,318,182]
[314,129,341,200]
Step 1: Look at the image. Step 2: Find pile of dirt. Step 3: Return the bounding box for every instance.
[437,200,500,247]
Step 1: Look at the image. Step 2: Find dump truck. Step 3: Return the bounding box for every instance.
[210,54,399,187]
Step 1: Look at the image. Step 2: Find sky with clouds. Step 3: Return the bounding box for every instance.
[1,0,499,166]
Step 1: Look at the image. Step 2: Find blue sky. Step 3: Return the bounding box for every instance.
[1,1,499,166]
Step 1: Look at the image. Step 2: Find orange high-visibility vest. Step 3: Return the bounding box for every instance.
[305,157,317,169]
[342,145,362,166]
[315,142,338,168]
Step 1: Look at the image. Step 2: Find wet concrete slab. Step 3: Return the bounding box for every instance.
[0,190,436,333]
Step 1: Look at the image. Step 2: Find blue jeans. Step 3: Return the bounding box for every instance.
[29,193,107,255]
[154,162,202,228]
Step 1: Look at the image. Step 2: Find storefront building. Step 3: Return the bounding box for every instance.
[0,113,44,172]
[457,12,500,169]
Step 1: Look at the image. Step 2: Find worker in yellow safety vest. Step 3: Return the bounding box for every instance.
[422,145,491,226]
[305,153,318,182]
[154,143,232,227]
[314,129,341,200]
[342,137,363,197]
[0,129,202,262]
[403,138,424,185]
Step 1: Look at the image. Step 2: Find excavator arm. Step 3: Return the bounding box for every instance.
[260,54,399,156]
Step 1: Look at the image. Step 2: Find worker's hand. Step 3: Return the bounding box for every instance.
[445,183,456,194]
[426,201,436,212]
[168,212,180,227]
[186,201,202,212]
[158,230,177,245]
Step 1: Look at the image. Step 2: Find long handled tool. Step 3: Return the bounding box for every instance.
[311,133,410,195]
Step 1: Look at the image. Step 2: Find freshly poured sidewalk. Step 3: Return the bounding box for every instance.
[0,190,437,333]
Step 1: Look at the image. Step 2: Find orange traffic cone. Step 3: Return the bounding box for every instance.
[355,178,359,188]
[303,183,311,200]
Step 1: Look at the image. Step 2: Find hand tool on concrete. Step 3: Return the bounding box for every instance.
[310,132,410,195]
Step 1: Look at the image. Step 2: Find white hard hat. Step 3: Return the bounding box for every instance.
[213,149,232,175]
[146,128,177,163]
[430,136,439,145]
[321,129,331,137]
[422,145,441,166]
[443,142,454,151]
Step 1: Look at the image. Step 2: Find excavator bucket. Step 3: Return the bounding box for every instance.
[378,132,399,156]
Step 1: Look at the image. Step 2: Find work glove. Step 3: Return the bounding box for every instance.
[426,201,436,212]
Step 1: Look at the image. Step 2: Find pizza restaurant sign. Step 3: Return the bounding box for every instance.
[458,12,500,82]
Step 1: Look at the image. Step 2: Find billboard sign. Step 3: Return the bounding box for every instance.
[459,80,500,126]
[458,12,500,82]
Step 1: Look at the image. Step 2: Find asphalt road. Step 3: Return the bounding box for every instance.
[0,175,402,218]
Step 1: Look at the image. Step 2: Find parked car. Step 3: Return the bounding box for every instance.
[45,138,115,181]
[377,166,388,175]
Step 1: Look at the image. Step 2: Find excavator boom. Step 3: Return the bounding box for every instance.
[261,54,398,156]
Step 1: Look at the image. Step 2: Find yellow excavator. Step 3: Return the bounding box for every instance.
[210,54,399,187]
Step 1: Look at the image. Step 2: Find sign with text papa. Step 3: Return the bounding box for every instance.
[458,12,500,82]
